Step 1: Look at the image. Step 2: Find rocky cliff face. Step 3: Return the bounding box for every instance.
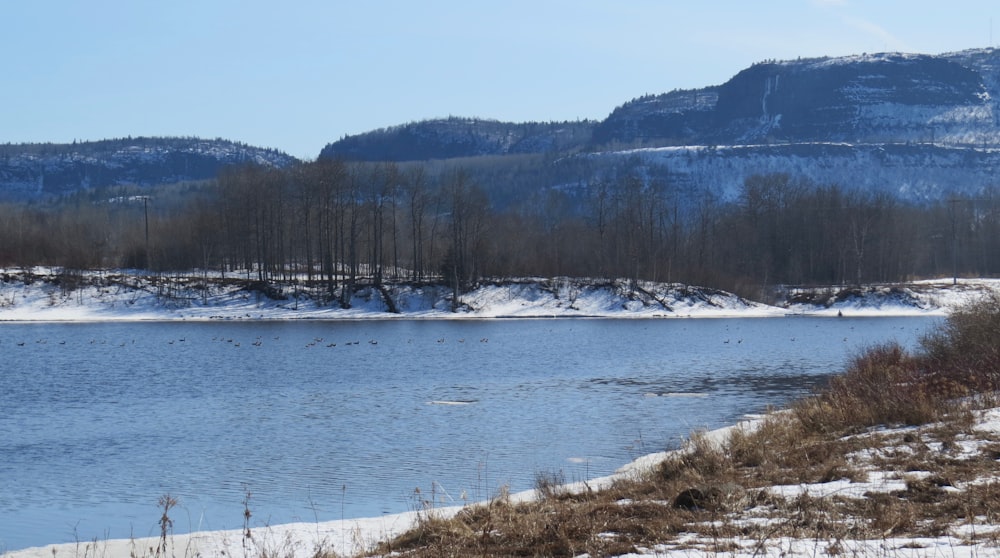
[0,137,298,201]
[594,52,994,147]
[581,50,1000,203]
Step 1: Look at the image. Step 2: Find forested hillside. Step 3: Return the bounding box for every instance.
[0,137,297,201]
[319,117,594,162]
[2,158,997,303]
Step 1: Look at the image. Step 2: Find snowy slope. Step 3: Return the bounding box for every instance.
[587,142,1000,202]
[1,269,995,321]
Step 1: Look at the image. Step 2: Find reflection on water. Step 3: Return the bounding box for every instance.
[0,316,937,550]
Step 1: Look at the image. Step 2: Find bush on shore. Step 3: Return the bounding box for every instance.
[796,292,1000,436]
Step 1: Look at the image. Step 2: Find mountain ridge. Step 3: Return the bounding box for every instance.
[609,52,990,145]
[321,48,1000,161]
[316,47,1000,204]
[5,48,1000,203]
[0,136,299,201]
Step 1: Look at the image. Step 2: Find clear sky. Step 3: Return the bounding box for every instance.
[2,0,997,159]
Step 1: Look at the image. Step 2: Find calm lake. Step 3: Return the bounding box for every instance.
[0,316,937,550]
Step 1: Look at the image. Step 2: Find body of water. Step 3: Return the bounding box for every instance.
[0,316,937,550]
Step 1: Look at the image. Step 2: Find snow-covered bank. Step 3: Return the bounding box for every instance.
[1,269,997,321]
[782,279,1000,317]
[3,511,419,558]
[11,405,1000,558]
[2,416,761,558]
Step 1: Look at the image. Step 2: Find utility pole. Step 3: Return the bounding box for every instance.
[946,196,990,285]
[141,196,150,271]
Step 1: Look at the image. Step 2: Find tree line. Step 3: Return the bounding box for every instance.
[1,160,998,302]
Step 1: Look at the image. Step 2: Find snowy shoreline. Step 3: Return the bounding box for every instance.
[12,404,1000,558]
[2,417,754,558]
[1,269,996,322]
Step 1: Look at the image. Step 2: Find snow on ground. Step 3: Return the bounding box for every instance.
[1,269,997,322]
[0,271,774,321]
[783,278,1000,317]
[618,536,992,558]
[610,407,1000,558]
[4,510,432,558]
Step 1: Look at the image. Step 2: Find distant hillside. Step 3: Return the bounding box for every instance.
[314,48,1000,204]
[319,117,594,161]
[8,48,1000,205]
[0,137,298,201]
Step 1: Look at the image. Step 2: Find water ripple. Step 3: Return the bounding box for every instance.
[0,316,935,550]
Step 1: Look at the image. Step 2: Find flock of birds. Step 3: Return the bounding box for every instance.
[5,334,490,349]
[7,331,871,348]
[7,323,919,350]
[7,334,851,350]
[209,335,492,348]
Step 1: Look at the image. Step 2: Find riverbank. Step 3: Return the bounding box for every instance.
[1,268,997,321]
[7,403,1000,558]
[0,418,755,558]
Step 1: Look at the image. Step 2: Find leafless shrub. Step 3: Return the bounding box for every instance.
[533,469,567,501]
[155,494,176,558]
[921,292,1000,391]
[794,342,943,435]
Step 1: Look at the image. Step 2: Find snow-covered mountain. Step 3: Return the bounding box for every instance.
[0,137,298,201]
[576,49,1000,202]
[594,51,996,147]
[321,48,1000,203]
[8,48,1000,204]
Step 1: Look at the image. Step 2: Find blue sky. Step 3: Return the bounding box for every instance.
[2,1,997,159]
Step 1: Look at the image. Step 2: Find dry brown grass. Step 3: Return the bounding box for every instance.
[372,478,694,557]
[792,342,945,436]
